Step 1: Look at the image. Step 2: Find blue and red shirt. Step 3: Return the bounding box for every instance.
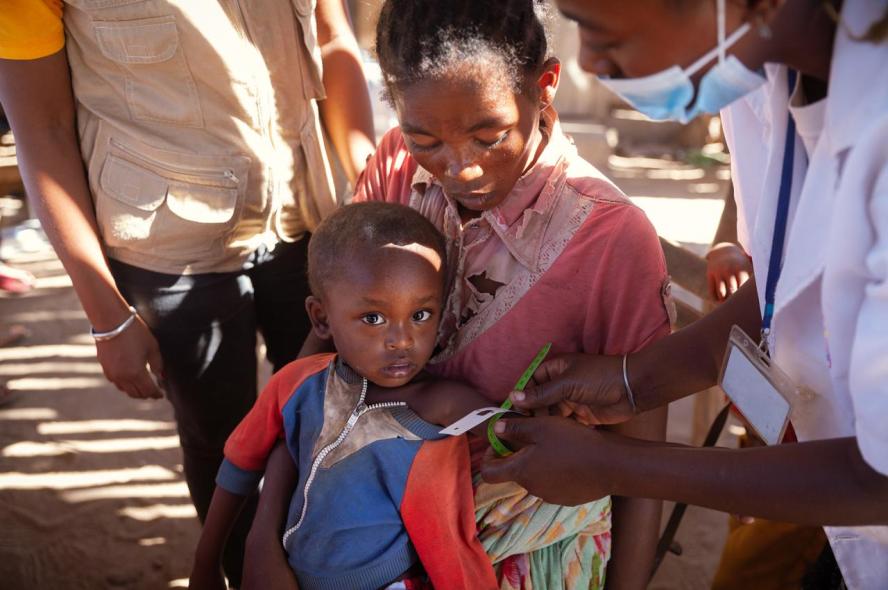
[216,353,496,590]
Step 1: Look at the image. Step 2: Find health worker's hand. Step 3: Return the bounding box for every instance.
[706,242,752,303]
[95,316,165,400]
[509,353,634,426]
[480,415,619,506]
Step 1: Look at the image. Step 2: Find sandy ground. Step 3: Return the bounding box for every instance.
[0,156,740,589]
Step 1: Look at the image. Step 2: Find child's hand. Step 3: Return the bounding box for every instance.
[706,242,752,302]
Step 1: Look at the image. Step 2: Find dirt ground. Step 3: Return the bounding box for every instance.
[0,157,738,589]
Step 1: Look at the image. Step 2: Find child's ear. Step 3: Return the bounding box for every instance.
[536,58,561,110]
[305,295,333,340]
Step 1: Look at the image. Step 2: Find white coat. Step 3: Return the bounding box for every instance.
[720,0,888,587]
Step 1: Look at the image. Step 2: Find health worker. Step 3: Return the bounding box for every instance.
[482,1,888,588]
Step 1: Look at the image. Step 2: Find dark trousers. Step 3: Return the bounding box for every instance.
[109,238,312,586]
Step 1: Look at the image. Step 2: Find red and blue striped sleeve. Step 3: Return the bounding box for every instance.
[216,353,335,495]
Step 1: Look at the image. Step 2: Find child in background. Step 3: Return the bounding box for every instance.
[189,202,499,590]
[353,1,672,588]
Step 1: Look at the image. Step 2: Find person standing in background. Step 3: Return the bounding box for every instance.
[0,0,374,585]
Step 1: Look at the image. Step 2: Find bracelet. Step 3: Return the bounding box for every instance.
[622,353,639,415]
[91,306,138,342]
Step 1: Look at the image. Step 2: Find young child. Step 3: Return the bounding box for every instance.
[189,202,499,590]
[352,1,673,588]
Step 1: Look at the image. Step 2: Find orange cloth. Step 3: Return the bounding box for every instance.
[713,516,827,590]
[402,436,499,590]
[0,0,64,59]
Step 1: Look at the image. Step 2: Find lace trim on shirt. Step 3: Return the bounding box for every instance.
[431,174,596,363]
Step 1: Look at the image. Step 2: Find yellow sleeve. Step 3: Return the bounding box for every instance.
[0,0,64,60]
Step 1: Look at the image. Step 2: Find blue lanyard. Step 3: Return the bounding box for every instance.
[761,69,798,346]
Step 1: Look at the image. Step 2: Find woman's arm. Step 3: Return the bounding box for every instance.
[0,52,163,399]
[371,376,495,437]
[482,416,888,525]
[315,0,375,181]
[604,406,667,590]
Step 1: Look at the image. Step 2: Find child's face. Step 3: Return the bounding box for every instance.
[306,243,444,388]
[393,62,559,216]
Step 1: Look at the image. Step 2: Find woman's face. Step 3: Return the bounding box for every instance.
[555,0,764,80]
[392,63,556,215]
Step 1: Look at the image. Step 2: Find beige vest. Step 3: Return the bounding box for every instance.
[63,0,337,274]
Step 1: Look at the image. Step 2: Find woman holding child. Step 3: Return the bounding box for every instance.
[483,0,888,588]
[359,1,674,587]
[202,1,676,588]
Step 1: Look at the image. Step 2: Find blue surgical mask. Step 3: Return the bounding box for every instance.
[597,0,765,123]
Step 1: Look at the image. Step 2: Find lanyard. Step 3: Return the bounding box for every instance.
[760,69,798,353]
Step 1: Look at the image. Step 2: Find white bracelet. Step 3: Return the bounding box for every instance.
[91,306,138,342]
[622,353,639,415]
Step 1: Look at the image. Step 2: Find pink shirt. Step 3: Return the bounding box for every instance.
[354,110,672,402]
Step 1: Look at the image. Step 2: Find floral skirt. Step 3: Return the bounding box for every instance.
[474,477,612,590]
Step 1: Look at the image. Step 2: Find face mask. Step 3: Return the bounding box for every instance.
[597,0,766,123]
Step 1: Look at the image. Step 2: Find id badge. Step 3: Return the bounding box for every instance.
[719,325,797,445]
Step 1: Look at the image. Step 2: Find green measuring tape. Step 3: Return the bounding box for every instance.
[487,342,552,456]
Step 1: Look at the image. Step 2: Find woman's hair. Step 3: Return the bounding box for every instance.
[374,0,552,103]
[307,202,447,297]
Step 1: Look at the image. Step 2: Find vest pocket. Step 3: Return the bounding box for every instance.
[94,135,250,263]
[94,16,203,127]
[295,109,336,231]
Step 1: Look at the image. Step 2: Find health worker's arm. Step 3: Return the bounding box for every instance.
[511,277,762,425]
[482,417,888,526]
[316,0,375,181]
[0,52,164,399]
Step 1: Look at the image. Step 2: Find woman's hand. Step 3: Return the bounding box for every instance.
[510,353,634,425]
[95,316,165,399]
[706,242,752,302]
[480,415,621,505]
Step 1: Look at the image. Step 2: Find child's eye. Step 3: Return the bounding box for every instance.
[362,313,385,326]
[476,132,509,150]
[412,310,433,322]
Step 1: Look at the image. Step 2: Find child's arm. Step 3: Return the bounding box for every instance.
[242,441,301,590]
[190,362,311,589]
[393,375,500,437]
[190,488,250,590]
[602,406,667,590]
